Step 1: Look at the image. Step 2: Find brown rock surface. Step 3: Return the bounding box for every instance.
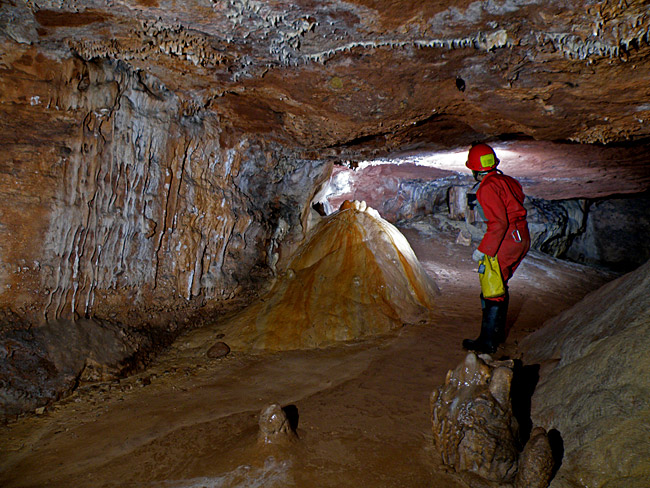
[5,0,649,149]
[430,352,520,483]
[0,318,149,418]
[206,341,230,359]
[0,221,615,488]
[258,403,298,445]
[515,427,555,488]
[521,259,650,487]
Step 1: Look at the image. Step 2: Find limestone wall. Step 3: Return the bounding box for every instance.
[0,48,330,327]
[520,260,650,486]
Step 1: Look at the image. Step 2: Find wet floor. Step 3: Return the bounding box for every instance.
[0,220,614,487]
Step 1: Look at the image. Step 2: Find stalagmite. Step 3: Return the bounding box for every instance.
[258,404,298,445]
[430,352,520,483]
[219,200,438,351]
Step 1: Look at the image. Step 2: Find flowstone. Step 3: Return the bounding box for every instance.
[219,200,439,350]
[515,427,554,488]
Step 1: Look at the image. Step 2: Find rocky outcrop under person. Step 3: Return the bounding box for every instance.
[520,259,650,487]
[430,352,520,484]
[431,352,519,482]
[430,352,555,487]
[218,201,439,351]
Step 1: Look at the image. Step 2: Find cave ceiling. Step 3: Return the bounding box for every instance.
[2,0,650,191]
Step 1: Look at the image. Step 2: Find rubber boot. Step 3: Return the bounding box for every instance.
[494,290,509,345]
[463,296,501,354]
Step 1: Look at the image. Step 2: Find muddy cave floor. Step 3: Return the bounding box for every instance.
[0,219,615,488]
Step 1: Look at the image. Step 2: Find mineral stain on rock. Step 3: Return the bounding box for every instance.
[219,200,439,351]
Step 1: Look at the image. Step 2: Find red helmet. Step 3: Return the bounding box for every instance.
[466,143,499,172]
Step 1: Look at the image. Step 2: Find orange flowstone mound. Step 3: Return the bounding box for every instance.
[223,201,439,350]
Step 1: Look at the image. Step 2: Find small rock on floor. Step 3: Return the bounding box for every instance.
[207,341,230,359]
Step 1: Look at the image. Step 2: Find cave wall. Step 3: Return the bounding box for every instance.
[0,47,331,328]
[520,259,650,486]
[566,192,650,272]
[0,46,334,416]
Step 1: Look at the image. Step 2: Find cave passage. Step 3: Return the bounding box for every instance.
[2,1,650,485]
[0,210,615,488]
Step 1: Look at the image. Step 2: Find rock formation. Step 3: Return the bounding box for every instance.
[219,200,439,350]
[206,341,230,359]
[430,352,520,484]
[520,259,650,487]
[0,53,331,325]
[431,352,556,487]
[0,318,149,417]
[515,427,555,488]
[258,403,298,445]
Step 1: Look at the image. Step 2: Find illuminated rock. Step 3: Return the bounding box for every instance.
[221,201,438,350]
[430,352,520,483]
[430,353,556,487]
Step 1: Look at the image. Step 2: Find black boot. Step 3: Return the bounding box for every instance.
[463,296,501,354]
[494,290,509,345]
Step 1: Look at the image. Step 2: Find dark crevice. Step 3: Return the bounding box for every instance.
[282,404,300,432]
[510,360,540,447]
[548,429,564,481]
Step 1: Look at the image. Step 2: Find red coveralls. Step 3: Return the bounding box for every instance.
[476,171,530,288]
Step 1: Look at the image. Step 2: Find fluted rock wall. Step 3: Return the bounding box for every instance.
[0,48,330,326]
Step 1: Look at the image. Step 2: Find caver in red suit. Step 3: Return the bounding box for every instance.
[462,143,530,354]
[476,171,531,284]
